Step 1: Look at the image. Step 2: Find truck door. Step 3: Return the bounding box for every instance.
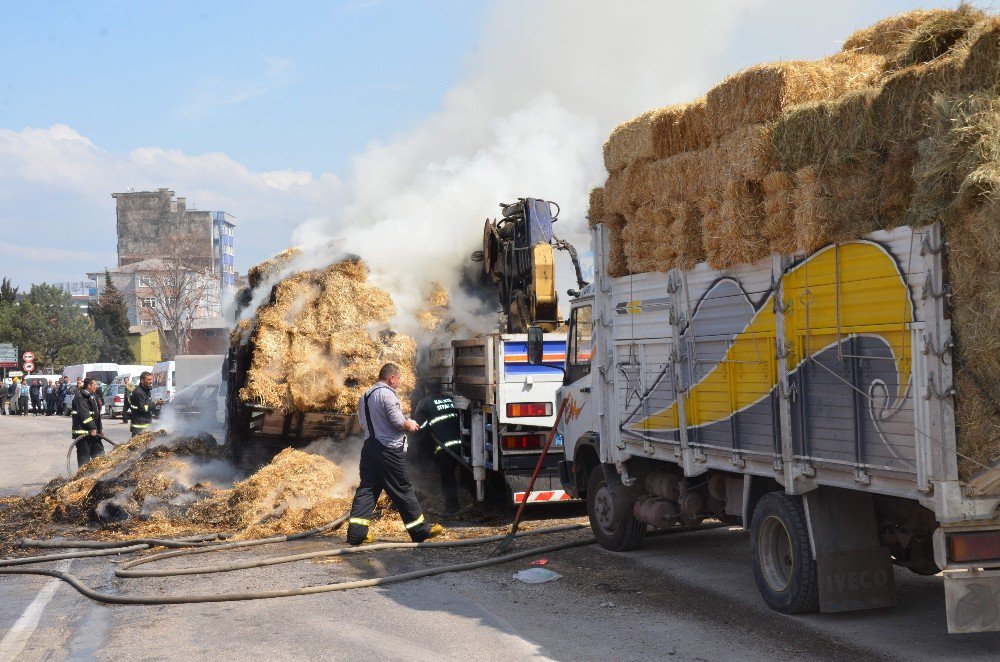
[560,301,595,451]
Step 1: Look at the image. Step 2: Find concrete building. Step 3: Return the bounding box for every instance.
[53,281,96,313]
[112,188,237,296]
[87,259,222,329]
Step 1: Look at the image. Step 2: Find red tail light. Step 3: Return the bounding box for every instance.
[506,402,553,417]
[114,396,122,403]
[501,434,546,451]
[948,531,1000,563]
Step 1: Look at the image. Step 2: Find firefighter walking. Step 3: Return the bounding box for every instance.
[413,383,463,517]
[346,363,444,545]
[71,378,105,468]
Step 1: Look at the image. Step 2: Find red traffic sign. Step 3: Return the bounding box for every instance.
[22,361,34,372]
[22,352,33,362]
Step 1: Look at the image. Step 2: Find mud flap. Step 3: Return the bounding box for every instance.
[804,487,897,612]
[944,569,1000,633]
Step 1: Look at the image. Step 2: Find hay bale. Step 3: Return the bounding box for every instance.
[773,87,879,171]
[603,162,647,218]
[605,214,629,278]
[957,17,1000,92]
[247,247,302,290]
[706,55,884,138]
[704,180,769,269]
[657,97,712,158]
[669,200,707,268]
[793,156,882,252]
[716,123,776,182]
[604,108,669,173]
[884,4,987,71]
[761,171,798,254]
[842,9,953,58]
[587,187,606,228]
[879,144,919,227]
[871,53,965,144]
[240,258,416,414]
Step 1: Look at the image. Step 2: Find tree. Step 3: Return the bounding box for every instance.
[3,284,102,372]
[139,233,220,359]
[0,278,18,304]
[90,271,136,363]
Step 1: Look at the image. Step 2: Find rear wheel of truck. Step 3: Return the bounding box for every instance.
[587,466,646,551]
[749,492,819,614]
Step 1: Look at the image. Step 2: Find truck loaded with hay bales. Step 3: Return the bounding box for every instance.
[541,8,1000,633]
[227,255,417,468]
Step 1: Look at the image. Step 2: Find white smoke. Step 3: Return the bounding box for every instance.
[283,1,756,329]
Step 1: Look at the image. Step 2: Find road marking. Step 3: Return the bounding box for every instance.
[0,560,71,661]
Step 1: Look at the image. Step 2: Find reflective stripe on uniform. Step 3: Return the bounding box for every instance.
[143,404,149,411]
[404,514,425,529]
[73,430,89,435]
[349,517,370,527]
[131,423,149,429]
[428,413,457,426]
[434,439,462,453]
[81,416,93,424]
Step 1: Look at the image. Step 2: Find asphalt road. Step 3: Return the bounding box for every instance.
[1,415,999,661]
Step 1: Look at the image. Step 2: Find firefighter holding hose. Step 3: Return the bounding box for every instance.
[71,378,105,468]
[128,371,163,437]
[346,363,445,545]
[413,382,463,517]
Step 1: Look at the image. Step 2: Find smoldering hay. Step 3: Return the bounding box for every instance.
[590,7,1000,480]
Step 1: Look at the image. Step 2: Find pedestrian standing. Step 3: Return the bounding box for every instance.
[45,380,57,415]
[56,377,67,416]
[71,378,105,468]
[0,379,7,415]
[346,363,444,545]
[19,380,29,415]
[29,379,41,415]
[122,377,135,425]
[8,378,19,415]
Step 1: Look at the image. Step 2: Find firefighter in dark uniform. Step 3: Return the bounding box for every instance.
[71,378,105,468]
[413,383,463,516]
[128,371,161,437]
[346,363,445,545]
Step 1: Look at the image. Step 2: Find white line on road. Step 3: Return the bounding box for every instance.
[0,560,71,662]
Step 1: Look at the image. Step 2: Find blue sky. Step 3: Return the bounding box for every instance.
[0,0,987,298]
[0,1,488,174]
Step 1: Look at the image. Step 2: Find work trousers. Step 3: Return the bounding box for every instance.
[347,438,431,544]
[18,396,27,415]
[30,395,40,415]
[436,450,460,513]
[75,436,105,468]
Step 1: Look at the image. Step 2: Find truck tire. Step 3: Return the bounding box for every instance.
[749,492,819,614]
[587,466,646,551]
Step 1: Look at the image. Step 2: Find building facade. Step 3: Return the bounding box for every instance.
[112,188,237,296]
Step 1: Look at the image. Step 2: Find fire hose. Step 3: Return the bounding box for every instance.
[0,514,724,605]
[66,434,121,477]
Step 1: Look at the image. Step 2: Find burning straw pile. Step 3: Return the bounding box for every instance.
[590,7,1000,480]
[236,256,417,415]
[0,432,414,553]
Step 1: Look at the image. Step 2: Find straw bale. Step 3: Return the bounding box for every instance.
[240,257,416,414]
[605,214,630,278]
[604,108,666,173]
[871,53,964,144]
[879,144,919,227]
[603,162,647,217]
[703,180,769,269]
[656,97,712,158]
[587,187,606,228]
[706,56,884,138]
[883,4,987,71]
[247,247,302,290]
[761,171,798,254]
[716,123,776,182]
[842,9,952,58]
[956,17,1000,92]
[792,156,882,252]
[643,149,713,203]
[773,87,879,171]
[669,200,707,269]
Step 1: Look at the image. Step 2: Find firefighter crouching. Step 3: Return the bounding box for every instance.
[413,382,463,517]
[128,371,162,437]
[346,363,445,545]
[71,378,105,468]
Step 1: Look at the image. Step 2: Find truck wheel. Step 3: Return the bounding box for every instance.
[587,466,646,551]
[749,492,819,614]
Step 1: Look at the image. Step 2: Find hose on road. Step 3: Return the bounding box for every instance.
[0,512,725,606]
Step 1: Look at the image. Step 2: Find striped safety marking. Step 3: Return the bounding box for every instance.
[513,490,574,504]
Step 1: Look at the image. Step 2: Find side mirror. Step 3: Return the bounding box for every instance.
[526,326,544,365]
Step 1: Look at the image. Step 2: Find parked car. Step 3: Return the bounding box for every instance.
[105,383,129,418]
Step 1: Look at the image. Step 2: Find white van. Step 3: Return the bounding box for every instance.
[112,365,153,385]
[151,360,176,404]
[62,363,119,385]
